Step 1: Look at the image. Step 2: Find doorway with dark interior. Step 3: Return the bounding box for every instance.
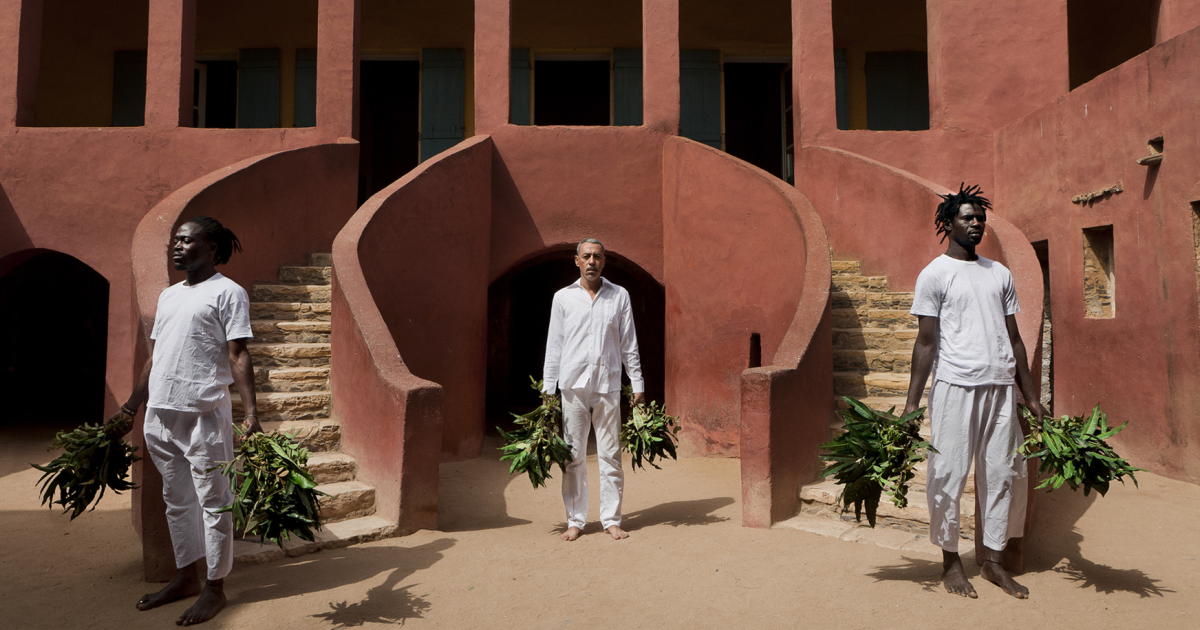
[486,249,665,434]
[723,62,787,180]
[358,59,421,204]
[0,251,109,431]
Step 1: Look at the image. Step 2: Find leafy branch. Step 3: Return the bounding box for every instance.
[818,397,935,528]
[32,418,141,519]
[620,385,681,471]
[498,377,573,489]
[1018,404,1143,497]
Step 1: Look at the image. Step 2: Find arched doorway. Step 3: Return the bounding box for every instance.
[486,249,665,431]
[0,251,109,428]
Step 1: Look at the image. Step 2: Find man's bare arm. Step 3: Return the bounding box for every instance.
[903,316,938,421]
[229,338,262,434]
[1005,314,1048,429]
[104,342,153,436]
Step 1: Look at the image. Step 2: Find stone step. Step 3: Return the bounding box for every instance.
[774,512,939,557]
[252,284,331,304]
[233,391,331,423]
[832,327,917,351]
[798,479,976,535]
[248,342,331,368]
[831,291,915,310]
[278,265,331,286]
[831,275,889,293]
[249,301,332,321]
[317,480,377,523]
[832,308,917,331]
[250,319,331,344]
[833,349,912,373]
[233,515,395,567]
[308,451,358,485]
[831,260,861,276]
[260,419,341,452]
[255,366,330,393]
[306,252,333,267]
[834,371,925,398]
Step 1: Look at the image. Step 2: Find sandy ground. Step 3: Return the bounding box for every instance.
[2,426,1198,630]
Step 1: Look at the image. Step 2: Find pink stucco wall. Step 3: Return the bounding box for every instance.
[994,26,1200,483]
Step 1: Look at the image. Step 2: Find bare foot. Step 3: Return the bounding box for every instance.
[176,580,226,625]
[942,551,977,598]
[560,526,582,541]
[136,567,201,611]
[981,558,1029,599]
[606,525,629,540]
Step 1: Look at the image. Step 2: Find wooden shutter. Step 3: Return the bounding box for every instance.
[680,50,722,149]
[613,48,643,126]
[294,49,317,128]
[420,48,465,161]
[112,50,146,127]
[834,48,849,130]
[865,51,929,131]
[510,48,531,125]
[237,48,280,128]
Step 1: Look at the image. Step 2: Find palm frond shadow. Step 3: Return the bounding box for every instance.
[311,579,431,627]
[863,556,944,594]
[1051,556,1173,598]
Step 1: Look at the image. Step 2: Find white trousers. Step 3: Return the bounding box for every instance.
[143,399,235,581]
[560,387,624,530]
[925,381,1027,553]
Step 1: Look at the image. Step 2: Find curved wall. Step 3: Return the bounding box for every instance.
[995,26,1200,482]
[129,141,359,580]
[663,136,833,526]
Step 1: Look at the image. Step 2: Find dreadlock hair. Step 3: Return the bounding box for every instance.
[184,216,243,266]
[934,183,992,243]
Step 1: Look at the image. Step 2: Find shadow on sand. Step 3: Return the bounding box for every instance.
[546,496,735,536]
[865,486,1171,598]
[228,538,456,626]
[437,438,533,533]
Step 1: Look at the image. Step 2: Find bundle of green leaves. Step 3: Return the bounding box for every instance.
[216,429,326,548]
[32,418,142,519]
[620,386,681,471]
[498,377,573,489]
[818,397,935,527]
[1018,404,1143,496]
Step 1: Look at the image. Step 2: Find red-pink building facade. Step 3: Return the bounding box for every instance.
[3,0,1199,579]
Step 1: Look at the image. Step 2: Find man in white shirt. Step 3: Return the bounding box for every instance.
[543,238,645,541]
[903,185,1048,600]
[106,216,259,625]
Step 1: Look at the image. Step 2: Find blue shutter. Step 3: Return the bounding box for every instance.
[613,48,643,126]
[510,48,531,125]
[680,50,721,149]
[420,48,465,161]
[237,48,280,128]
[112,50,146,126]
[294,48,317,128]
[865,51,929,131]
[834,48,849,130]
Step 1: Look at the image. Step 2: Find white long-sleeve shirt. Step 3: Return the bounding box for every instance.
[543,277,644,396]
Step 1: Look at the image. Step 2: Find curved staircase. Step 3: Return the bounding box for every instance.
[777,259,976,554]
[231,253,395,564]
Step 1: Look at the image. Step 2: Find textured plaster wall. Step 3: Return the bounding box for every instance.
[662,138,806,457]
[994,26,1200,483]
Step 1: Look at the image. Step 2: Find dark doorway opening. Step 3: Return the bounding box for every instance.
[358,60,421,205]
[196,60,238,128]
[1067,0,1154,90]
[486,249,665,432]
[0,251,109,427]
[534,60,610,126]
[724,62,787,179]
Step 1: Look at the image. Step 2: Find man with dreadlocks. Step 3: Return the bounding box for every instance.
[903,185,1047,600]
[105,216,258,625]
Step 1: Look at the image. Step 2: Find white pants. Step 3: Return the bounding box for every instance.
[561,387,624,530]
[144,399,235,581]
[925,381,1027,553]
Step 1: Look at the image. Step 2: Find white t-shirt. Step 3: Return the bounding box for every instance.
[910,255,1020,386]
[148,273,253,412]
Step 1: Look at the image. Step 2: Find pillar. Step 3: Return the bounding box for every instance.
[317,0,359,139]
[643,0,679,134]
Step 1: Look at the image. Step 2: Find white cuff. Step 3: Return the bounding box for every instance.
[630,379,645,394]
[542,379,558,395]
